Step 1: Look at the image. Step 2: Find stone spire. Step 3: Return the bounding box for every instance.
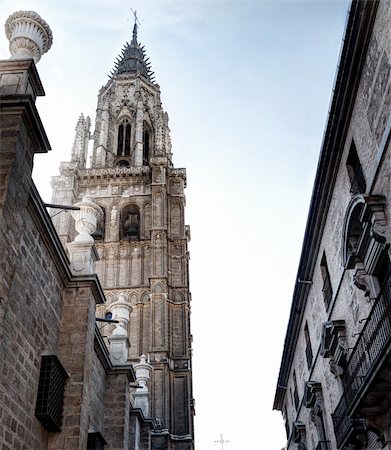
[5,10,53,63]
[71,113,90,168]
[109,18,155,82]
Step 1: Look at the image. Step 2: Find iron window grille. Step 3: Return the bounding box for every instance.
[35,355,68,432]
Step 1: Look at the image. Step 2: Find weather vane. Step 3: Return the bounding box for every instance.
[214,434,229,450]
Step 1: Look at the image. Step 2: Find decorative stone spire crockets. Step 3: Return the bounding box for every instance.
[5,10,53,63]
[109,22,155,82]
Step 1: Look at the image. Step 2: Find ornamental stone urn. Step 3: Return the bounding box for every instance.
[71,195,103,243]
[5,10,53,63]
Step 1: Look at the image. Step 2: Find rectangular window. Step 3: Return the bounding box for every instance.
[347,140,366,194]
[293,371,299,410]
[321,252,333,309]
[35,355,68,432]
[304,323,313,369]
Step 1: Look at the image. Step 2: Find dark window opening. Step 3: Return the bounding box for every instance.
[293,371,299,410]
[143,129,150,164]
[347,141,366,194]
[35,355,68,432]
[121,204,140,240]
[117,124,124,156]
[124,123,131,156]
[117,120,131,157]
[320,252,333,309]
[87,432,107,450]
[304,323,313,369]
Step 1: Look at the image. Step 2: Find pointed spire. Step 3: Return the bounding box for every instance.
[107,11,156,83]
[131,22,138,45]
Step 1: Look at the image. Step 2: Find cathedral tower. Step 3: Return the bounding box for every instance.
[51,21,194,450]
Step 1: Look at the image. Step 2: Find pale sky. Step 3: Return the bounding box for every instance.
[1,1,349,448]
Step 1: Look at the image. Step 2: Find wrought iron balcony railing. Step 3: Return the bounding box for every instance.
[332,274,391,447]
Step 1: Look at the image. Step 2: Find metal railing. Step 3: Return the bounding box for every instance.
[332,274,391,446]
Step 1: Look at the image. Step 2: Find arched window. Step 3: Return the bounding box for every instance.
[117,119,131,157]
[121,204,140,240]
[143,122,152,165]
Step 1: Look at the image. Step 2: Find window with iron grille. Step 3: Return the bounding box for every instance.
[35,355,68,432]
[320,252,333,309]
[346,141,366,194]
[87,431,107,450]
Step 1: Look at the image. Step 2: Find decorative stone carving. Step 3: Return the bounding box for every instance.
[293,421,306,449]
[133,354,153,416]
[5,10,53,63]
[71,195,103,243]
[108,293,131,365]
[320,320,347,377]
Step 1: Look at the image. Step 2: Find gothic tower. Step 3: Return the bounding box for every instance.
[51,22,194,449]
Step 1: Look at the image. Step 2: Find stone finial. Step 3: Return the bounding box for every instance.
[133,354,153,416]
[71,195,103,243]
[5,10,53,63]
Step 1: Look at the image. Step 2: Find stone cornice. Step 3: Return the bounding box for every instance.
[94,325,136,381]
[78,166,151,179]
[0,95,50,153]
[28,183,106,306]
[273,0,380,411]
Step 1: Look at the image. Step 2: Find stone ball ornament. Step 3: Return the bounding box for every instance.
[5,10,53,63]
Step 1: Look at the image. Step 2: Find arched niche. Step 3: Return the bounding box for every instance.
[342,196,366,269]
[342,195,388,270]
[121,204,140,241]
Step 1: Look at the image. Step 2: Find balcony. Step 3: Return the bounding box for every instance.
[332,274,391,447]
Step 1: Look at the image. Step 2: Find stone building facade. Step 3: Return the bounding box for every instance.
[0,10,194,450]
[273,1,391,449]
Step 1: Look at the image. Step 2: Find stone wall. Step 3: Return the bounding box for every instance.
[281,1,391,448]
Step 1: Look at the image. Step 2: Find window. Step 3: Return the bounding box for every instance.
[87,432,107,450]
[117,119,131,157]
[304,382,330,449]
[35,355,68,432]
[346,141,366,194]
[320,252,333,309]
[304,323,313,369]
[143,123,150,165]
[121,204,140,240]
[293,370,299,410]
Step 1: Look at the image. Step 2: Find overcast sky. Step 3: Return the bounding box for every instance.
[1,1,349,448]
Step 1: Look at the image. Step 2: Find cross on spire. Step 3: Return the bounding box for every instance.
[214,434,230,450]
[129,8,141,45]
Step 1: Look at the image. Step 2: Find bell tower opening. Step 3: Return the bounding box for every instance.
[117,119,131,157]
